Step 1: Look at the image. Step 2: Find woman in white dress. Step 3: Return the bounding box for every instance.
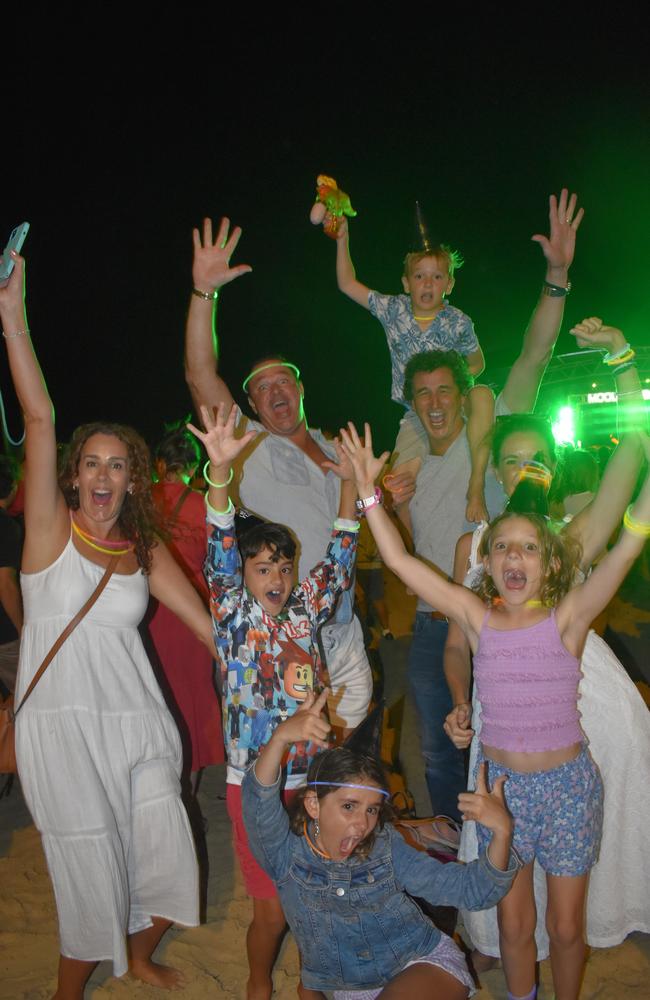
[444,326,650,968]
[0,249,215,998]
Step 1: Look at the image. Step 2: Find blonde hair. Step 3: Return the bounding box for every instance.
[476,512,582,608]
[403,245,464,278]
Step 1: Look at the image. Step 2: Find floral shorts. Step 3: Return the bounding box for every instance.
[475,747,603,876]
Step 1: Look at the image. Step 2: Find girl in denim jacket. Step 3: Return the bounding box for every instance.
[243,689,519,999]
[339,422,650,1000]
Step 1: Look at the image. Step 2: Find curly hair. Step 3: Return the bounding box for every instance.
[289,747,394,860]
[475,512,583,608]
[402,349,474,403]
[59,422,159,572]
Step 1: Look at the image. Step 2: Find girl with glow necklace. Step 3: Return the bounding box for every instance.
[339,421,650,1000]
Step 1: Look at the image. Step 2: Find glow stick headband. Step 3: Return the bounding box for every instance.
[242,361,301,393]
[307,781,390,798]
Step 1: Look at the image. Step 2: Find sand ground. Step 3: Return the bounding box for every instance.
[1,569,649,999]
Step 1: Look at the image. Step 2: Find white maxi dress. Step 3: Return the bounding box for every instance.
[459,524,650,958]
[15,537,199,975]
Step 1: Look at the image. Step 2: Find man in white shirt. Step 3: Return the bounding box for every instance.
[184,218,372,730]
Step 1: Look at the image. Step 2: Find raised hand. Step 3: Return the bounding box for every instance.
[339,422,390,496]
[569,317,627,353]
[457,763,512,838]
[322,436,355,482]
[187,401,257,469]
[331,214,349,241]
[192,217,252,294]
[531,188,584,273]
[0,251,26,321]
[443,702,475,749]
[274,688,331,749]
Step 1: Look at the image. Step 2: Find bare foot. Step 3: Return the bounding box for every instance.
[130,959,186,989]
[469,948,499,973]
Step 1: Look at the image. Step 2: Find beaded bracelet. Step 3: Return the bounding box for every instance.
[2,328,29,339]
[203,461,233,488]
[623,505,650,538]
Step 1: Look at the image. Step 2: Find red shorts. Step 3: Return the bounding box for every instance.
[226,783,297,899]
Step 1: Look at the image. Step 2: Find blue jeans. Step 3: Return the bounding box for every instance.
[408,613,465,821]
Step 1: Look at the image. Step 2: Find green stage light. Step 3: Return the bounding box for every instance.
[552,405,576,446]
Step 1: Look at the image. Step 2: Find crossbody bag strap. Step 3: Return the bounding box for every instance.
[13,553,120,719]
[170,486,192,521]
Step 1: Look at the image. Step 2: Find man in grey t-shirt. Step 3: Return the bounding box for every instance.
[398,350,506,819]
[184,218,372,730]
[390,189,583,818]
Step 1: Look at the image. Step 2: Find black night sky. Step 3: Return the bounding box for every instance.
[4,16,650,454]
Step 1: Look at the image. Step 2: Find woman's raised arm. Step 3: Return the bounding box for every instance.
[0,250,68,568]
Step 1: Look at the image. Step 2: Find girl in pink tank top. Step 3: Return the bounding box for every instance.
[341,422,650,1000]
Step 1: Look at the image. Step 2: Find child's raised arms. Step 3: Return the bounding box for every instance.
[339,422,486,647]
[187,401,257,512]
[255,688,331,787]
[334,216,372,309]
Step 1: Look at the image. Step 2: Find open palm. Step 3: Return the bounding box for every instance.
[187,402,257,468]
[339,422,390,493]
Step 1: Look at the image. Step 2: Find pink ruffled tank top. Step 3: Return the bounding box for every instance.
[473,610,583,753]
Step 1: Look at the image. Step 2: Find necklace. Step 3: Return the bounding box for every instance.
[492,597,545,608]
[303,820,331,859]
[413,314,434,322]
[71,515,133,556]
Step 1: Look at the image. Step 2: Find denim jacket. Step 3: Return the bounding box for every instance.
[242,766,520,991]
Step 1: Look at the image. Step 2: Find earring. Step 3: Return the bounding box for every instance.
[127,486,133,495]
[314,820,320,839]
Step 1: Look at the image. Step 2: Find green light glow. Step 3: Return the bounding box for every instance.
[552,405,576,446]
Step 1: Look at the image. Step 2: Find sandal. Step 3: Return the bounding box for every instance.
[395,815,461,852]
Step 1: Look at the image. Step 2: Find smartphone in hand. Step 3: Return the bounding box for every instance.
[0,222,30,288]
